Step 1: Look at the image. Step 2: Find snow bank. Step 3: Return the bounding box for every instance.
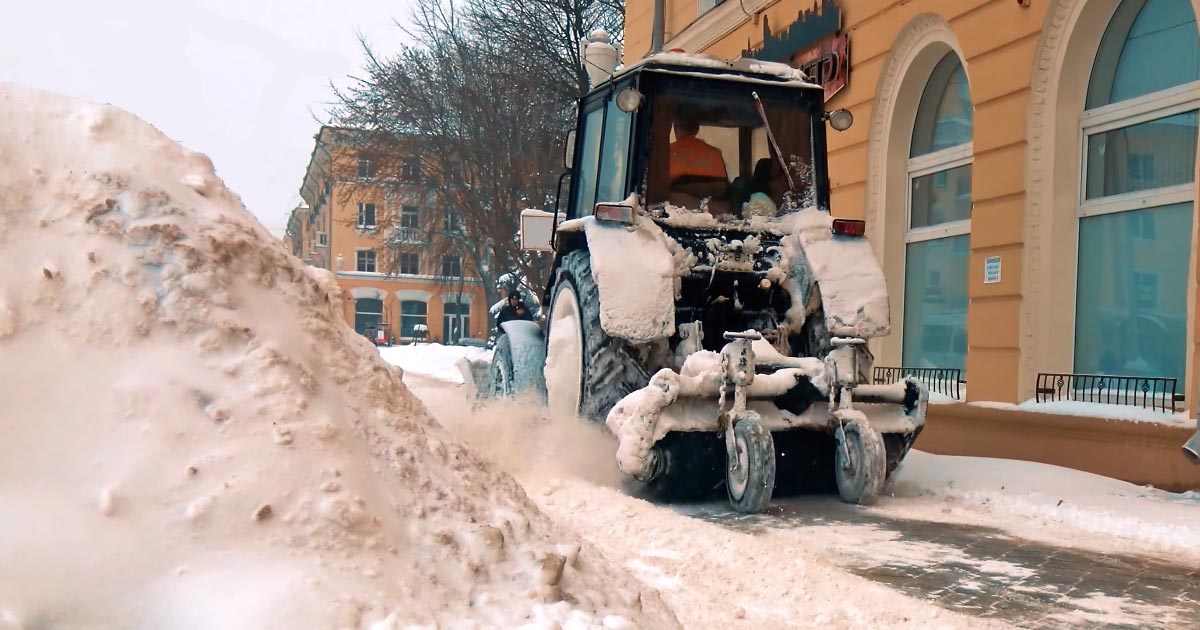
[0,84,678,629]
[886,451,1200,562]
[1013,399,1193,426]
[379,343,492,384]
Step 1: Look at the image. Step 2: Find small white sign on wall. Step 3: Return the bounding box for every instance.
[984,256,1002,284]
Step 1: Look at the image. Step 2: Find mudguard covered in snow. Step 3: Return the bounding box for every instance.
[575,211,677,343]
[499,320,548,399]
[776,209,890,338]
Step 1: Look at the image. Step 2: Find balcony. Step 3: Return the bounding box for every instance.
[387,227,427,245]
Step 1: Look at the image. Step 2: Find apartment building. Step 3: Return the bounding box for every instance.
[287,126,487,345]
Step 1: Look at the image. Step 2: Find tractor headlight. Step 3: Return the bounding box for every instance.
[616,87,643,112]
[827,109,854,131]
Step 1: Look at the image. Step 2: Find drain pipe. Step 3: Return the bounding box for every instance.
[650,0,665,54]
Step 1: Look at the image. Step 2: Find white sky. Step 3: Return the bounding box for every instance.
[0,0,416,236]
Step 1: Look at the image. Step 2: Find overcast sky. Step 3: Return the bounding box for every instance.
[1,0,416,236]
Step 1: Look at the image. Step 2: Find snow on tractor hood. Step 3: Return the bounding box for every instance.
[775,209,891,339]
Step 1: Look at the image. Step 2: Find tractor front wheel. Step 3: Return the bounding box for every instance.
[726,418,776,514]
[834,414,886,505]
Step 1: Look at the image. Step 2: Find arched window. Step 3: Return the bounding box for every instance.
[1075,0,1199,382]
[902,52,972,372]
[354,297,383,335]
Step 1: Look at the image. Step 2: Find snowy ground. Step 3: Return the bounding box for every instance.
[394,345,1200,628]
[379,343,491,383]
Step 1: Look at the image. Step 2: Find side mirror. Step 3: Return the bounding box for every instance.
[564,130,576,169]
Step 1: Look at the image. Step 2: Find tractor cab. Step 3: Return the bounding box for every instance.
[555,50,849,232]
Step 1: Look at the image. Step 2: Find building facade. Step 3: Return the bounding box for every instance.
[625,0,1200,409]
[288,126,488,345]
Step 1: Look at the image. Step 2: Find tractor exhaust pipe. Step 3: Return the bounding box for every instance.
[1184,429,1200,465]
[650,0,665,53]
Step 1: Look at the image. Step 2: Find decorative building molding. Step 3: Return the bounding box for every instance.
[1021,0,1078,403]
[335,271,483,285]
[663,0,779,54]
[864,13,966,366]
[395,289,432,303]
[349,287,386,300]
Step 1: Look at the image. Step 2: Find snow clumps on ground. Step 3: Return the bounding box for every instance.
[0,84,678,630]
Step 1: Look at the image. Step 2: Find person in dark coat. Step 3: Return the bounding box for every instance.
[495,291,532,332]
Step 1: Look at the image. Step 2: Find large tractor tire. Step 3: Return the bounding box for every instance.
[544,250,652,423]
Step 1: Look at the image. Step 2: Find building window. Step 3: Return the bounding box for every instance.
[402,157,421,181]
[394,205,422,243]
[443,208,463,234]
[441,254,462,278]
[902,52,972,373]
[357,249,377,273]
[1075,0,1197,383]
[698,0,724,14]
[399,252,420,275]
[400,300,428,339]
[354,297,383,335]
[316,231,328,247]
[357,203,376,230]
[357,156,374,179]
[443,300,471,344]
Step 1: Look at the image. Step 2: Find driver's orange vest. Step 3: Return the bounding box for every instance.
[669,136,728,181]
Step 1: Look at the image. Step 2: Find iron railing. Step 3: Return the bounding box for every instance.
[873,366,964,400]
[1035,372,1184,413]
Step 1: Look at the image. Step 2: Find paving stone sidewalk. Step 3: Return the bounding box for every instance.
[679,499,1200,629]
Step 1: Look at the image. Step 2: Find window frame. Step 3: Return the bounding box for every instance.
[900,52,973,374]
[356,248,377,273]
[399,252,420,275]
[440,254,462,278]
[1077,81,1200,220]
[357,202,377,230]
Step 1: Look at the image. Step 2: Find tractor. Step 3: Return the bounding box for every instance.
[462,33,928,513]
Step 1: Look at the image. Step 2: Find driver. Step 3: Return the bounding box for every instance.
[668,115,730,210]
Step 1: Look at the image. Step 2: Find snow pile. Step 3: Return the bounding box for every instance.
[0,84,678,629]
[1013,399,1192,426]
[887,451,1200,562]
[379,343,492,384]
[581,202,676,342]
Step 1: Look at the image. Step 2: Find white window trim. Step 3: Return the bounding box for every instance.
[905,142,974,244]
[357,202,377,230]
[1080,81,1200,129]
[316,231,328,247]
[356,248,377,273]
[1077,184,1195,219]
[663,0,779,54]
[1078,82,1200,210]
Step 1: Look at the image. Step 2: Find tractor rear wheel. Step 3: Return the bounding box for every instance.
[544,250,651,422]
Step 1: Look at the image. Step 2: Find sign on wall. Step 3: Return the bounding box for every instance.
[741,0,849,103]
[984,256,1002,284]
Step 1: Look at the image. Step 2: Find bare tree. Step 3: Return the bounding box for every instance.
[330,0,623,330]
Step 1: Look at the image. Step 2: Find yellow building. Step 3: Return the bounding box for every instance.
[287,126,488,345]
[626,0,1200,408]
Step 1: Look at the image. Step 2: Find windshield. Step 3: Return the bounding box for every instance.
[643,78,818,221]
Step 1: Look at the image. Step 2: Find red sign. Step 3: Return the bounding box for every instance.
[792,33,850,102]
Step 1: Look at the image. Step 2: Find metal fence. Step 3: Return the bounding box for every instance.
[873,366,964,400]
[1034,372,1184,413]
